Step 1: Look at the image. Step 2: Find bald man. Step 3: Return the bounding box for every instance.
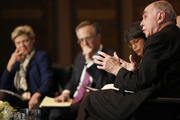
[83,1,180,120]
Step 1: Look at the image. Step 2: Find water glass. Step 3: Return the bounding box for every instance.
[13,108,41,120]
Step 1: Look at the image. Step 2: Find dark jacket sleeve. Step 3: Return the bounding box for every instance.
[114,25,180,96]
[0,51,53,96]
[0,63,19,91]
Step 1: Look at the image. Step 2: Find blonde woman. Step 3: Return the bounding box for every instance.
[0,25,53,110]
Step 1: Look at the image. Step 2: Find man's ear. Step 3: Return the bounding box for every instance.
[157,11,166,24]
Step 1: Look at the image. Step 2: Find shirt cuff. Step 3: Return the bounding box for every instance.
[86,61,94,68]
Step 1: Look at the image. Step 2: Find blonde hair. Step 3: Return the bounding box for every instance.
[11,25,35,41]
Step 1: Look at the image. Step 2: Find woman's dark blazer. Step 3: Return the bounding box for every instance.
[0,50,53,96]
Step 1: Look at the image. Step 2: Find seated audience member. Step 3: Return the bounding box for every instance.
[121,21,146,72]
[83,1,180,120]
[48,21,115,120]
[0,25,53,110]
[177,15,180,28]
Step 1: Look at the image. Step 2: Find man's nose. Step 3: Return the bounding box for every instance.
[19,42,25,47]
[140,21,143,27]
[81,39,88,45]
[132,44,137,50]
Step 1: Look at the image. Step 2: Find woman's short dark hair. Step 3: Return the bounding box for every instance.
[125,21,146,43]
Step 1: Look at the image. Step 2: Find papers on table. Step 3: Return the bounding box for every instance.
[39,96,72,107]
[101,84,119,91]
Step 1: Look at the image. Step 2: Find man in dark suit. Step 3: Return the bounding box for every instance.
[83,1,180,120]
[48,21,115,120]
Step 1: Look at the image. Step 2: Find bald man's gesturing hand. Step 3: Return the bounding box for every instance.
[94,51,122,76]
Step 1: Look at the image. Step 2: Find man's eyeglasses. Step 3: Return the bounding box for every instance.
[77,35,96,44]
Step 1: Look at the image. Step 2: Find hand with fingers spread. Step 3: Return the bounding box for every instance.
[120,54,136,71]
[6,48,25,72]
[94,51,122,76]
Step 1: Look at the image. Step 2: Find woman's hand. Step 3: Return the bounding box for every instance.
[120,54,136,71]
[28,92,41,110]
[7,48,25,72]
